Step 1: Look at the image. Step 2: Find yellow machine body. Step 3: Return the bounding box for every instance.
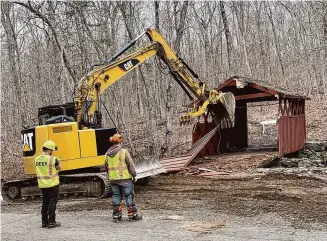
[23,122,115,175]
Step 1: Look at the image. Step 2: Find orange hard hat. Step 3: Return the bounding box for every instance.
[109,134,123,143]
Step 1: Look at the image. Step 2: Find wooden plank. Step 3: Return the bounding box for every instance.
[161,164,186,169]
[160,155,192,163]
[162,163,186,168]
[160,158,191,166]
[165,167,186,172]
[278,117,284,157]
[160,156,191,163]
[160,158,189,166]
[198,168,216,172]
[184,127,219,167]
[216,79,235,90]
[199,171,229,176]
[235,93,272,101]
[248,83,278,95]
[162,127,219,173]
[279,114,305,119]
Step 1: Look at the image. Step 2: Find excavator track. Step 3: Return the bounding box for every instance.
[1,172,112,203]
[60,172,112,198]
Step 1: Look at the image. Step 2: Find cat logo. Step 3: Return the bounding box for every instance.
[124,61,134,71]
[22,133,34,151]
[118,59,140,72]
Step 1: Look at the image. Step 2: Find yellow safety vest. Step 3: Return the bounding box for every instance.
[34,155,60,188]
[106,149,132,181]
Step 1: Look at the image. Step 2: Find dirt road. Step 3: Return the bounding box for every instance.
[2,173,327,240]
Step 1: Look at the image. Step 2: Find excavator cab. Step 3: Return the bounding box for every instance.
[38,103,75,125]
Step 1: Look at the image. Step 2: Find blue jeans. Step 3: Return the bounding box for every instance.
[111,181,137,219]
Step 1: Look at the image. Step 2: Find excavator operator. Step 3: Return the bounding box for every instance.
[105,134,143,222]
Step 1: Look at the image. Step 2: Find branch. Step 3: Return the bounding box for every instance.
[14,1,77,85]
[1,100,37,115]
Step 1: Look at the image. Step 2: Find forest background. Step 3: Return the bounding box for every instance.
[1,1,326,179]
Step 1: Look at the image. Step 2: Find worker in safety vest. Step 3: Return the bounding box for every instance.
[105,134,142,222]
[34,140,61,228]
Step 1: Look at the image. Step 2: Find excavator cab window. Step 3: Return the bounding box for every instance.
[38,103,75,125]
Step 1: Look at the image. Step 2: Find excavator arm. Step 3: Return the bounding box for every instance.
[74,41,160,128]
[74,28,235,129]
[145,29,235,126]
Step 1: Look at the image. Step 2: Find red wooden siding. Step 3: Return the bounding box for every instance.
[278,115,306,157]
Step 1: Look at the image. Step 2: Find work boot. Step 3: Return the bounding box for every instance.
[128,213,143,221]
[42,216,48,228]
[113,213,122,223]
[113,216,122,223]
[47,221,61,228]
[113,218,120,223]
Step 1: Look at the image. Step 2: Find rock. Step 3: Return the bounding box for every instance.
[255,167,327,176]
[278,156,325,168]
[280,157,300,168]
[299,148,319,159]
[304,141,327,152]
[298,160,313,168]
[322,152,327,166]
[299,159,324,168]
[284,168,294,173]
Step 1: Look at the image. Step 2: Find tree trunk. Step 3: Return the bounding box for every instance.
[220,1,233,74]
[234,2,252,76]
[1,1,27,127]
[266,2,286,80]
[174,1,189,53]
[165,83,173,156]
[322,11,327,96]
[155,1,160,31]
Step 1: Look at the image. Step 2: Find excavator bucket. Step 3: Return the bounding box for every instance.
[211,92,236,128]
[179,91,236,127]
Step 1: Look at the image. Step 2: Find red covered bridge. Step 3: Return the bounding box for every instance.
[193,76,310,157]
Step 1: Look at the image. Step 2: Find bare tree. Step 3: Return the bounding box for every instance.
[154,1,160,31]
[1,1,27,127]
[173,1,189,53]
[219,1,233,74]
[14,1,76,89]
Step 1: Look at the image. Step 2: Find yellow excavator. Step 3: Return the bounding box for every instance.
[2,28,235,200]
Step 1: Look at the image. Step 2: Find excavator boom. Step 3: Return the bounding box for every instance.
[75,28,235,129]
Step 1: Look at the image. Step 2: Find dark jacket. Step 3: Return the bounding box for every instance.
[105,144,136,183]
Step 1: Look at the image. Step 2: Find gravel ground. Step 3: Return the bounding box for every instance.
[2,208,327,241]
[2,173,327,240]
